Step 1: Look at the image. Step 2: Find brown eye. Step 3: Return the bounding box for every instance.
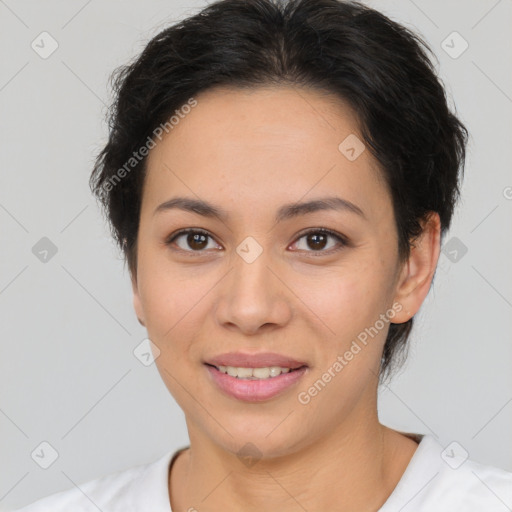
[305,232,329,250]
[166,229,219,252]
[291,229,347,254]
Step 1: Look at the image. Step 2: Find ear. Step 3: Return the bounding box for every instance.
[131,270,146,327]
[391,212,441,324]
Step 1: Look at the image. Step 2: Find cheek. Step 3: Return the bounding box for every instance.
[138,265,212,402]
[136,256,211,355]
[300,260,393,344]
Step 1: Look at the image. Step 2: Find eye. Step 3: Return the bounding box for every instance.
[290,228,348,255]
[165,228,221,253]
[165,227,349,256]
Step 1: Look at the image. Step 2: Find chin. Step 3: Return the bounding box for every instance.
[194,409,310,460]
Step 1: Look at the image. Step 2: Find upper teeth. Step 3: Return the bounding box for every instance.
[217,365,292,379]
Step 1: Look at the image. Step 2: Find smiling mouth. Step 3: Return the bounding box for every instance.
[205,363,307,380]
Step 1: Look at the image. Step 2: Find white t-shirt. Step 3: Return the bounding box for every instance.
[12,433,512,511]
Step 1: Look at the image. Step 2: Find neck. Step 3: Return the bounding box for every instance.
[170,406,418,511]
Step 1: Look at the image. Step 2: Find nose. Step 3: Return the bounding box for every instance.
[214,244,293,336]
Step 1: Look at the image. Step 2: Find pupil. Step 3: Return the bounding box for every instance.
[189,233,207,250]
[308,233,327,250]
[185,232,328,251]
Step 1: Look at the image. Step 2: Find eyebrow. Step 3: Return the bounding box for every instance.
[153,195,366,222]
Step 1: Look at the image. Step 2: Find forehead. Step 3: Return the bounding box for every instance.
[142,85,390,223]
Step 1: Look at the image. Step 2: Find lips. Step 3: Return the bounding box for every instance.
[205,352,308,370]
[205,363,308,402]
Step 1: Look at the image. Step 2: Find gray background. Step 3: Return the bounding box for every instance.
[1,0,511,509]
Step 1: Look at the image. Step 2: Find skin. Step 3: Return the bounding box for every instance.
[131,85,441,511]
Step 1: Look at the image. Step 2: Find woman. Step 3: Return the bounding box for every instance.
[14,0,512,510]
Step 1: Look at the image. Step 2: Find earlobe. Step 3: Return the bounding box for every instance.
[391,212,441,324]
[131,272,146,327]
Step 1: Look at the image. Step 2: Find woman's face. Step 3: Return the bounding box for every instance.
[132,85,415,457]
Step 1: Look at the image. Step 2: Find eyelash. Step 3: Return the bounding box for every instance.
[164,227,349,257]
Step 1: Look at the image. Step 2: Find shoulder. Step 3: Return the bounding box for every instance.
[422,455,512,510]
[383,434,512,512]
[11,449,178,512]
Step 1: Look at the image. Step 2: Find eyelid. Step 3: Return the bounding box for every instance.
[164,228,221,254]
[165,227,349,255]
[290,227,349,255]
